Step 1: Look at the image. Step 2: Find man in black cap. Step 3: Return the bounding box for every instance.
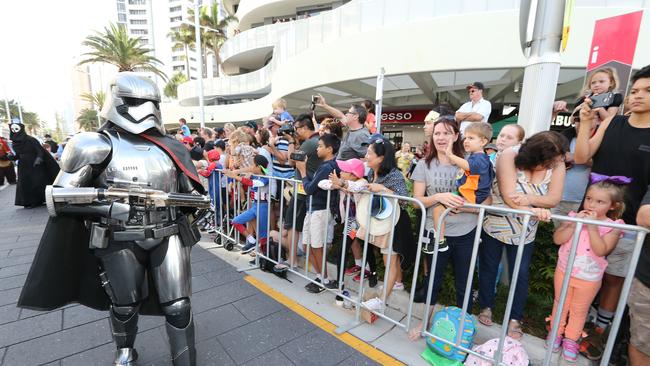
[455,81,492,134]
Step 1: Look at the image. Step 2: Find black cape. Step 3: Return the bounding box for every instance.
[10,124,59,207]
[18,129,205,314]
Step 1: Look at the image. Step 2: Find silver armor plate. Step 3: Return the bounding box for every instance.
[101,130,178,192]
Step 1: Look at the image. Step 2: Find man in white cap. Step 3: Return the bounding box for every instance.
[455,82,492,134]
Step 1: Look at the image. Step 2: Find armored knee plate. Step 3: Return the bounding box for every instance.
[165,313,196,366]
[109,305,140,349]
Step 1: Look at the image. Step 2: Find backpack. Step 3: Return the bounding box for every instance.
[259,239,292,282]
[426,306,477,362]
[464,337,529,366]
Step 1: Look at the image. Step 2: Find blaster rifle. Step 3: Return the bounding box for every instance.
[45,185,211,219]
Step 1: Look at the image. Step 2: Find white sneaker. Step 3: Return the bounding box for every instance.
[393,282,405,291]
[362,297,384,311]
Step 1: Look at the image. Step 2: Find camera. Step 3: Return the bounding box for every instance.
[310,95,319,111]
[290,150,306,161]
[278,123,295,136]
[590,92,614,109]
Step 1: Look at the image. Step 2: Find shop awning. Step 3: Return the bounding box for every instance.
[491,115,518,138]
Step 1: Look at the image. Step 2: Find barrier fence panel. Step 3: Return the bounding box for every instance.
[206,171,649,365]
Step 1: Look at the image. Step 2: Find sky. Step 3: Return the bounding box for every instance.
[0,1,115,129]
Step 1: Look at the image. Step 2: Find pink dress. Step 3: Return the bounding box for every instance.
[556,211,624,282]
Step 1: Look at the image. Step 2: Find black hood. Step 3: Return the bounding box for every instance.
[9,122,27,142]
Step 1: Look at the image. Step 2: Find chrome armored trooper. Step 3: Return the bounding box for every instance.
[20,73,206,365]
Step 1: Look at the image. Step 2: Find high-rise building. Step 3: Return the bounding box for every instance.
[114,0,229,91]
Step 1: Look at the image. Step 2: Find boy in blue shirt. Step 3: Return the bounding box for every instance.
[294,133,341,293]
[431,122,494,252]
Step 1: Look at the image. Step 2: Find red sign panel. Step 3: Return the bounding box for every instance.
[587,11,643,95]
[380,110,429,124]
[588,11,643,70]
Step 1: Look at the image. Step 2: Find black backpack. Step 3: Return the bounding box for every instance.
[259,239,292,282]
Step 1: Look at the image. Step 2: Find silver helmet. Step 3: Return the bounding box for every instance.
[101,72,165,135]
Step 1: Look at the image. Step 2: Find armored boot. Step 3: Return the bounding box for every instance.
[109,305,140,366]
[165,314,196,366]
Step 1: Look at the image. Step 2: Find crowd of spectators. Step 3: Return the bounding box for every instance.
[176,65,650,364]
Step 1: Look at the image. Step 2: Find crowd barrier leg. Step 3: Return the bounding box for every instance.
[600,231,648,365]
[494,214,531,365]
[335,192,374,334]
[237,185,262,273]
[321,190,331,286]
[542,222,583,366]
[337,194,353,292]
[380,198,399,315]
[405,200,428,331]
[455,208,486,345]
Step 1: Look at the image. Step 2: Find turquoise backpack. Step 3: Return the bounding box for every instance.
[425,306,477,362]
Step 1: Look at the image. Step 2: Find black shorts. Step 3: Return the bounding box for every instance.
[283,196,306,231]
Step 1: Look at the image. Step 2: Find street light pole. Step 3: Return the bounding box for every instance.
[517,0,566,135]
[194,1,206,128]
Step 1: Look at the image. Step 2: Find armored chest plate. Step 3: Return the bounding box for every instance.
[102,131,178,192]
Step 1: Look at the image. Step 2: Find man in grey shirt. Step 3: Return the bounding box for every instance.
[316,96,370,160]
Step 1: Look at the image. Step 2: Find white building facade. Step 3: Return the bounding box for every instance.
[161,0,650,146]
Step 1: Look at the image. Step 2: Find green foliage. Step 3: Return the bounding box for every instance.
[0,99,41,134]
[79,23,167,81]
[164,72,189,99]
[76,108,99,132]
[80,91,106,111]
[168,25,194,79]
[186,4,238,77]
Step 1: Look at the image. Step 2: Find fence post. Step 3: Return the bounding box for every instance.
[495,214,531,365]
[543,222,583,366]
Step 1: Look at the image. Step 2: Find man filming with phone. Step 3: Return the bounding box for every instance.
[314,94,370,161]
[275,114,322,269]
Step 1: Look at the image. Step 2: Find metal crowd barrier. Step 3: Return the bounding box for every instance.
[206,170,649,366]
[417,203,649,366]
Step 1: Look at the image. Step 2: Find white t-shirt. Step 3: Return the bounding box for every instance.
[457,98,492,133]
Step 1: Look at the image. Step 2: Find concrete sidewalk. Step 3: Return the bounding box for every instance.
[0,183,387,366]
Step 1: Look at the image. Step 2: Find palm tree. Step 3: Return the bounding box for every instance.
[200,5,238,78]
[187,5,238,78]
[164,72,189,99]
[79,23,167,81]
[168,25,194,79]
[77,108,100,132]
[80,90,106,111]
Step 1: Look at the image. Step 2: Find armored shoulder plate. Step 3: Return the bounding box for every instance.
[60,132,112,173]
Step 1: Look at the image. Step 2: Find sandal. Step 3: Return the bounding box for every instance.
[478,308,493,326]
[507,319,524,340]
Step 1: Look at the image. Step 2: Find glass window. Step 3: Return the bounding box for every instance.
[128,0,146,5]
[117,3,126,11]
[129,9,146,15]
[173,65,185,71]
[170,16,182,22]
[169,6,182,12]
[131,29,148,35]
[130,19,147,25]
[118,13,127,22]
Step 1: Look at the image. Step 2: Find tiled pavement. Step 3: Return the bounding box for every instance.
[0,184,380,366]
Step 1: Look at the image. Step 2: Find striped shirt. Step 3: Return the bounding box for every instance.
[272,138,294,178]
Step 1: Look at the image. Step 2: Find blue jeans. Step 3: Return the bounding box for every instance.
[232,202,269,239]
[426,228,477,309]
[478,230,535,321]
